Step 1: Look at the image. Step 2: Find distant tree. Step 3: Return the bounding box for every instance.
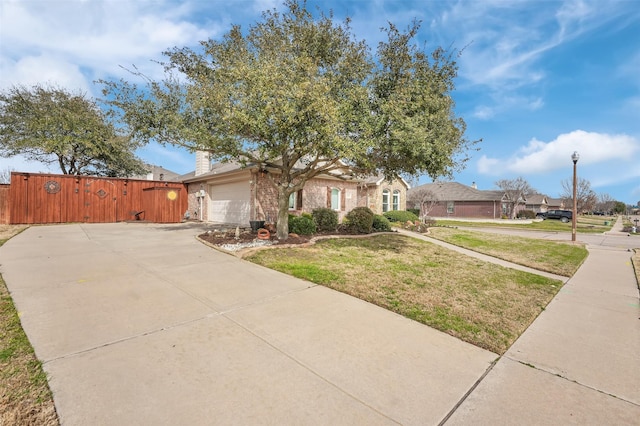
[0,84,148,177]
[494,177,535,219]
[613,201,626,214]
[407,187,440,219]
[560,177,596,213]
[101,0,477,239]
[595,193,616,214]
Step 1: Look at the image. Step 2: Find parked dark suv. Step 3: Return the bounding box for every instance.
[537,209,573,223]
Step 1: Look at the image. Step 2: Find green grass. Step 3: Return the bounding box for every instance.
[0,226,58,425]
[427,227,588,276]
[435,216,613,233]
[247,234,564,354]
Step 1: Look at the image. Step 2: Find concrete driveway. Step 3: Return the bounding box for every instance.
[0,223,496,425]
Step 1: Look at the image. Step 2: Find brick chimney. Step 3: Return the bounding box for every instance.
[195,151,211,176]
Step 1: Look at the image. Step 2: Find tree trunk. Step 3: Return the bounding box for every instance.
[276,186,290,240]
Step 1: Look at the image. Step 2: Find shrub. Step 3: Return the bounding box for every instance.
[372,214,392,232]
[288,215,316,235]
[517,210,536,219]
[343,207,374,234]
[312,208,339,232]
[407,208,420,217]
[383,210,419,223]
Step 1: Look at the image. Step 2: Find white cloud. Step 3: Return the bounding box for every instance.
[477,155,501,175]
[0,54,91,93]
[479,130,640,175]
[527,97,544,111]
[0,0,213,95]
[432,1,638,116]
[472,105,495,119]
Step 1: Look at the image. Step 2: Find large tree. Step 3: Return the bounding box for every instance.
[495,177,535,219]
[102,0,476,239]
[0,84,147,177]
[561,177,597,213]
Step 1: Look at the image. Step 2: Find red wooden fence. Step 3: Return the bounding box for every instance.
[0,184,9,224]
[5,172,187,224]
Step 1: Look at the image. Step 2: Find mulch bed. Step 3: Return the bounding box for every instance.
[198,228,313,246]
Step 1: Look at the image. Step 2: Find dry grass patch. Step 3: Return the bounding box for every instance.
[0,225,27,242]
[427,227,587,276]
[0,225,58,425]
[247,234,562,354]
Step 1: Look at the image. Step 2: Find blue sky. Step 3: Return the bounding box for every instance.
[1,0,639,205]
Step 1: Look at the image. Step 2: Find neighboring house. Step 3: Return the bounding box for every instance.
[524,194,548,214]
[407,182,512,219]
[180,151,408,225]
[130,165,180,182]
[546,197,565,210]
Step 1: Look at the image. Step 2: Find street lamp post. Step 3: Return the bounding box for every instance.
[571,151,580,242]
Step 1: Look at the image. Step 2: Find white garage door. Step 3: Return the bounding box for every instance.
[208,180,251,224]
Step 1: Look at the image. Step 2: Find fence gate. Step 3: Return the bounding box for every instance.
[84,179,117,223]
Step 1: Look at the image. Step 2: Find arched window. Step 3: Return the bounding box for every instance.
[392,190,400,211]
[382,189,390,213]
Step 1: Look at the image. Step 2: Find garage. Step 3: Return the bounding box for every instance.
[208,180,251,224]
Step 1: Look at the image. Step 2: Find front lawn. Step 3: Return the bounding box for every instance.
[436,216,612,233]
[247,234,563,354]
[427,227,588,276]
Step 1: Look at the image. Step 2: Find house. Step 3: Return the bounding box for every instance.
[407,182,511,219]
[130,165,180,182]
[359,175,410,214]
[546,197,565,210]
[524,194,548,214]
[179,152,408,225]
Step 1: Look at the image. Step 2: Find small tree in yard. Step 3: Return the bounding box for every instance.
[102,0,476,239]
[495,177,535,219]
[0,84,147,177]
[407,187,440,219]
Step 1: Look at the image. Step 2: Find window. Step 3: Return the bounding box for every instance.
[382,189,390,213]
[447,201,454,214]
[289,190,303,210]
[392,190,400,211]
[331,188,341,210]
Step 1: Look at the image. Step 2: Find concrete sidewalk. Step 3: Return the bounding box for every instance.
[0,223,497,425]
[445,240,640,424]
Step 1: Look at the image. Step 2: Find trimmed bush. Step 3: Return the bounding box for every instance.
[343,207,374,234]
[383,210,419,223]
[372,214,392,232]
[407,208,420,217]
[289,215,316,235]
[517,210,536,219]
[312,208,339,232]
